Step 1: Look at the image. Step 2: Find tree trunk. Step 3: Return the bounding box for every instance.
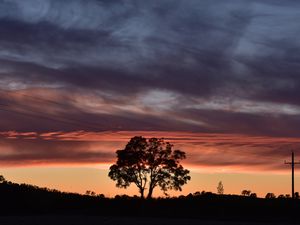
[147,187,153,199]
[140,188,145,199]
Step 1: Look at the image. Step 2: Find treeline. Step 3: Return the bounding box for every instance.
[239,189,299,199]
[0,178,300,223]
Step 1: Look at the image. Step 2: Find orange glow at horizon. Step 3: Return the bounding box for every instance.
[1,166,299,198]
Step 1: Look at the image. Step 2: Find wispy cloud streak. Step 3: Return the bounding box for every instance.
[0,131,299,172]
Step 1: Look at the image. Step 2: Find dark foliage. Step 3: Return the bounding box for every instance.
[265,193,276,199]
[108,136,190,199]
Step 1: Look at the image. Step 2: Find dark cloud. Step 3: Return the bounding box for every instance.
[1,0,300,138]
[0,89,208,133]
[176,107,300,137]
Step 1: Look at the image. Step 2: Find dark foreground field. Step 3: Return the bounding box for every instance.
[0,181,300,224]
[0,215,297,225]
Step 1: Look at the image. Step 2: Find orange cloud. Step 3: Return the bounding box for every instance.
[0,130,299,173]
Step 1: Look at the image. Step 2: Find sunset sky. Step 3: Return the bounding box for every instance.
[1,0,300,198]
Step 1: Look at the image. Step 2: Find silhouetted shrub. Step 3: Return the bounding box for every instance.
[217,181,224,195]
[0,175,6,183]
[278,194,285,199]
[265,193,276,199]
[250,193,257,198]
[241,190,251,196]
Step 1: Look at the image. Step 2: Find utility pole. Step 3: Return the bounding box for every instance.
[285,151,300,199]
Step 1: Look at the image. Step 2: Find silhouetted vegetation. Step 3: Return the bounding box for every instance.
[0,175,5,183]
[217,181,224,195]
[85,190,96,196]
[0,177,300,223]
[241,189,251,196]
[250,193,257,198]
[265,192,276,199]
[108,136,190,199]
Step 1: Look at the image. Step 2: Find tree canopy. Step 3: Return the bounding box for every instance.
[108,136,191,199]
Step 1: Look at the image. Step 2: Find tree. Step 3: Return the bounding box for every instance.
[97,194,105,198]
[217,181,224,195]
[108,136,191,199]
[250,193,257,198]
[278,194,285,199]
[265,193,276,199]
[241,190,251,196]
[0,175,5,183]
[85,190,96,196]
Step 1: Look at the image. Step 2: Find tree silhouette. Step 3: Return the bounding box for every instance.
[0,175,5,183]
[241,190,251,196]
[85,190,96,196]
[250,193,257,198]
[278,194,285,199]
[217,181,224,195]
[265,193,276,199]
[285,194,291,198]
[108,136,191,199]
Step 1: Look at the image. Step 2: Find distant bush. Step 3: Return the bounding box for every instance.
[250,193,257,198]
[0,175,6,183]
[265,193,276,199]
[241,190,251,196]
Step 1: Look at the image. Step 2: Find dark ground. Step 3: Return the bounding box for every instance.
[0,216,297,225]
[1,182,300,224]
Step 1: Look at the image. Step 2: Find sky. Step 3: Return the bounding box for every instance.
[1,0,300,197]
